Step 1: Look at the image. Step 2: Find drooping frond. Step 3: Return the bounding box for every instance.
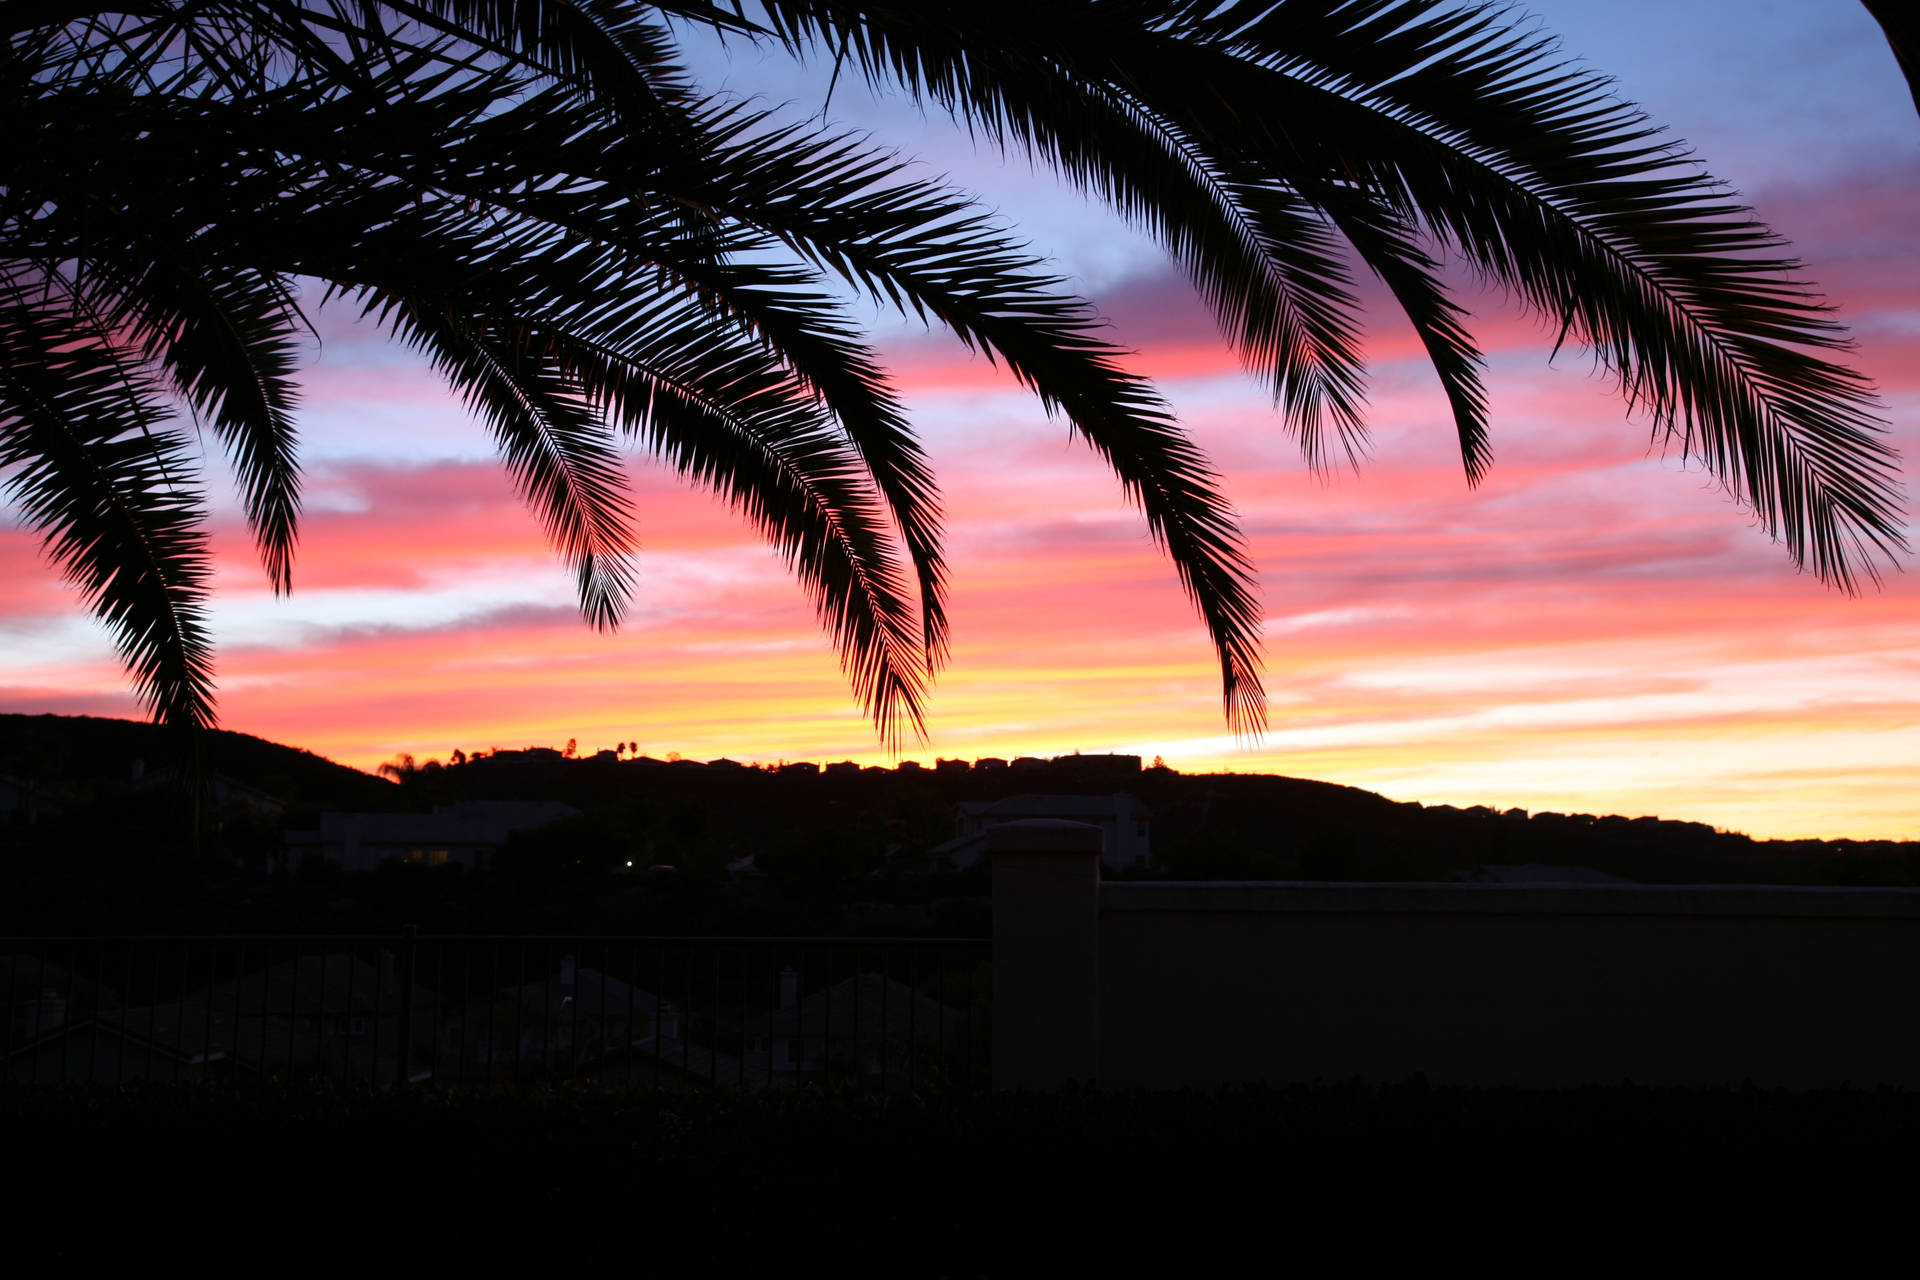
[380,298,639,630]
[0,271,216,730]
[127,264,306,593]
[715,0,1905,589]
[577,323,931,747]
[651,106,1265,726]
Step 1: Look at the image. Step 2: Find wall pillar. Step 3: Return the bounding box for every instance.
[990,819,1103,1090]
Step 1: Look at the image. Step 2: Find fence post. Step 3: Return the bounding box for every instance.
[398,924,417,1087]
[989,819,1103,1090]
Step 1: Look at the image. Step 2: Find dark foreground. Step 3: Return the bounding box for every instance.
[7,1079,1915,1263]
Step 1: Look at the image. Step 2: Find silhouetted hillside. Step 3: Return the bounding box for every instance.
[4,717,1916,937]
[0,713,396,813]
[374,745,1919,887]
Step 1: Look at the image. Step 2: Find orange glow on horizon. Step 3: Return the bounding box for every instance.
[4,22,1918,846]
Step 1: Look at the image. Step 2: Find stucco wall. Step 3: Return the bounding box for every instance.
[989,823,1920,1090]
[1097,882,1920,1089]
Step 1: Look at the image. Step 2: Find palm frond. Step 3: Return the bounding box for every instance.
[657,106,1266,727]
[1305,184,1490,481]
[1200,0,1907,585]
[0,271,216,730]
[128,264,306,593]
[378,297,638,631]
[548,304,931,746]
[728,0,1906,588]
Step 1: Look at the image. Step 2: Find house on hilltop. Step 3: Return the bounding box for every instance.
[1049,753,1142,778]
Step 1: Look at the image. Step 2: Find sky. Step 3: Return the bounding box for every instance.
[3,1,1916,839]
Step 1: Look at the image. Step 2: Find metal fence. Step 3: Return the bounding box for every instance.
[2,933,990,1091]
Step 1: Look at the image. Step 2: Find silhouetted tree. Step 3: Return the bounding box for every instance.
[377,754,418,785]
[2,2,1903,752]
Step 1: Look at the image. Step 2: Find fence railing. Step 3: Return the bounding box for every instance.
[2,933,990,1091]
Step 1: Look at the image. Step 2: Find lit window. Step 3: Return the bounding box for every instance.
[428,849,449,866]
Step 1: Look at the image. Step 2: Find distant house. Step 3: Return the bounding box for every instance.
[934,758,970,774]
[491,747,563,763]
[7,1004,235,1084]
[823,761,861,776]
[0,774,57,825]
[463,956,668,1071]
[750,969,964,1085]
[934,793,1152,872]
[284,799,578,871]
[7,951,437,1084]
[132,764,285,819]
[779,761,819,776]
[625,1034,771,1089]
[463,956,777,1087]
[198,952,439,1081]
[973,757,1008,773]
[1,954,233,1083]
[1049,753,1142,777]
[3,953,121,1077]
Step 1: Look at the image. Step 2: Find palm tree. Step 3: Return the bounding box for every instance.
[2,2,1904,752]
[2,0,1261,746]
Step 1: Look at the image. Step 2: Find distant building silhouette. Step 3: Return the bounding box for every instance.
[285,799,578,871]
[934,793,1151,872]
[0,774,57,825]
[130,763,285,819]
[1049,753,1142,778]
[752,967,963,1083]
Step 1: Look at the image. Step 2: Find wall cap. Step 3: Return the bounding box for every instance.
[1099,880,1920,919]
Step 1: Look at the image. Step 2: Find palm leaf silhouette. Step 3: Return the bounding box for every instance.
[2,1,1906,750]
